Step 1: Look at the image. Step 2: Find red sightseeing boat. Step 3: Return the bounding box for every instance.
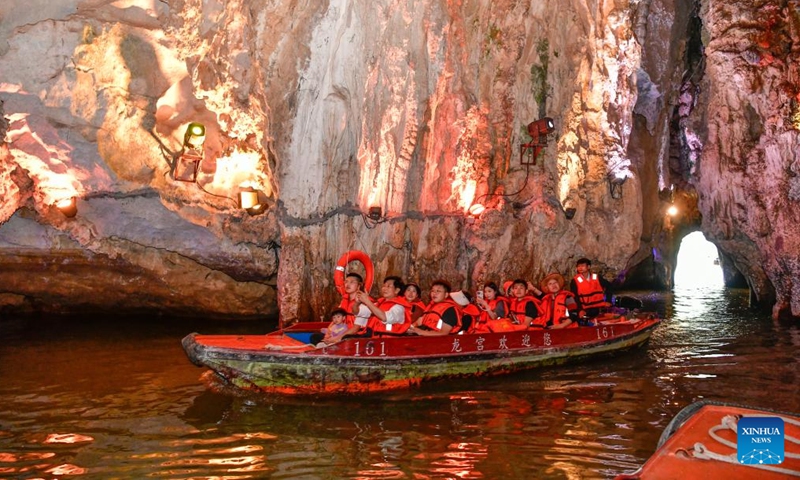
[617,401,800,479]
[182,313,659,396]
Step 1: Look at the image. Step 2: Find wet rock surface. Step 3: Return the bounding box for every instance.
[1,1,798,319]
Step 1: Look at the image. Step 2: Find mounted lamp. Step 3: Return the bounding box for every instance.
[368,206,382,221]
[174,122,206,183]
[520,117,556,165]
[608,174,628,199]
[55,197,78,218]
[468,203,486,216]
[183,122,206,149]
[239,188,267,216]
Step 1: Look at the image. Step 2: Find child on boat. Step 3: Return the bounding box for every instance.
[319,308,349,346]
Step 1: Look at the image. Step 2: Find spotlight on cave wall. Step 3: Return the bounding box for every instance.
[55,197,78,218]
[368,206,382,221]
[608,174,627,199]
[184,122,206,149]
[239,188,267,216]
[174,122,206,183]
[468,203,486,216]
[465,203,486,225]
[520,117,556,165]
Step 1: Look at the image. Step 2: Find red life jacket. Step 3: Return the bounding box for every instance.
[573,273,607,309]
[369,297,412,335]
[408,299,426,322]
[537,290,578,328]
[339,295,370,335]
[419,299,463,334]
[459,303,481,333]
[509,295,542,327]
[472,297,510,333]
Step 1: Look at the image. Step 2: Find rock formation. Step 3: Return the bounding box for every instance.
[1,0,798,320]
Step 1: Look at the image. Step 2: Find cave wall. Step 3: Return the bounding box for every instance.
[686,0,800,317]
[1,0,798,320]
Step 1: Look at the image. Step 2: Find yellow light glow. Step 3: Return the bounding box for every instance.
[239,190,259,209]
[667,204,679,217]
[459,179,478,213]
[54,197,78,217]
[55,198,74,209]
[468,203,485,216]
[209,147,272,199]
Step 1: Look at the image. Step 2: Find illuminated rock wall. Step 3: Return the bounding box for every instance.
[1,0,798,319]
[687,1,800,318]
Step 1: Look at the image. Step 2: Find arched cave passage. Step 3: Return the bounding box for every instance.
[674,231,723,289]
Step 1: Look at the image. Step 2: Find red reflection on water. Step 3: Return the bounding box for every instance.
[354,468,406,479]
[46,463,87,475]
[0,452,56,461]
[44,433,94,444]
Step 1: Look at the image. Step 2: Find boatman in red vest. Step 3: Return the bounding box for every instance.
[569,258,612,322]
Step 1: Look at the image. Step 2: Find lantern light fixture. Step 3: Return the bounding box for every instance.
[174,122,206,183]
[183,122,206,149]
[55,197,78,218]
[368,206,382,221]
[239,188,267,216]
[520,117,556,165]
[608,174,628,199]
[468,203,486,217]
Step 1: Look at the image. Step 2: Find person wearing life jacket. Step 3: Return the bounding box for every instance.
[537,272,578,329]
[508,279,542,329]
[402,282,426,323]
[339,272,374,337]
[449,290,480,333]
[473,282,510,333]
[569,258,612,319]
[310,272,372,345]
[408,280,462,336]
[357,276,412,335]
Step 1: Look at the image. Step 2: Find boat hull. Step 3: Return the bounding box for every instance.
[617,401,800,479]
[183,317,659,395]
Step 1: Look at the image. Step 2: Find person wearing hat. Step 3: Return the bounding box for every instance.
[569,258,612,319]
[537,273,578,329]
[409,280,462,336]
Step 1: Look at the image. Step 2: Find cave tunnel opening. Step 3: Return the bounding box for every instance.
[674,231,723,290]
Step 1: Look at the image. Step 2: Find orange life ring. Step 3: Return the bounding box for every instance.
[334,250,374,296]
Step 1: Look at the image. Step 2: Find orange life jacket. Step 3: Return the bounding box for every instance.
[509,295,542,327]
[419,299,463,334]
[339,295,370,335]
[369,297,412,335]
[573,273,607,309]
[537,290,578,328]
[408,299,426,322]
[472,297,510,333]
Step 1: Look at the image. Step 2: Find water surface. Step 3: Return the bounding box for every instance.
[1,286,798,479]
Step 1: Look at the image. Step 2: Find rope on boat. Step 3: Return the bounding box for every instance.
[689,413,800,477]
[264,340,341,351]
